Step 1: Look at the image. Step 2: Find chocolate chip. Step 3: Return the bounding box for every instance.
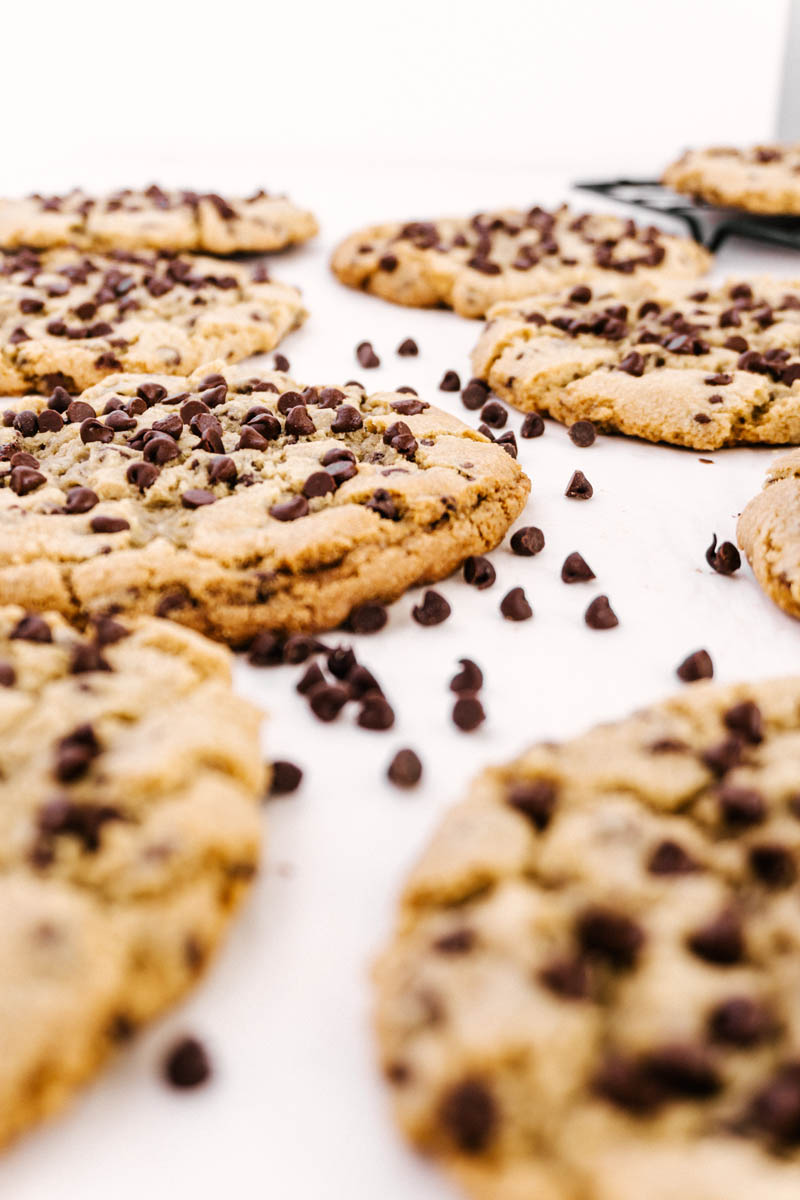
[296,661,325,694]
[284,405,316,437]
[246,631,283,667]
[749,843,797,889]
[302,470,335,499]
[747,1063,800,1145]
[63,486,98,514]
[500,587,532,621]
[357,692,395,730]
[126,461,159,491]
[688,908,744,965]
[618,350,645,377]
[496,430,517,458]
[282,635,321,665]
[568,420,596,447]
[593,1055,663,1113]
[520,412,545,438]
[383,420,418,458]
[452,694,485,732]
[47,386,71,413]
[561,552,594,583]
[163,1037,211,1089]
[69,640,111,674]
[387,748,423,788]
[412,590,451,626]
[54,723,101,782]
[207,455,237,485]
[270,496,309,522]
[461,379,489,411]
[142,430,178,461]
[391,397,427,416]
[10,465,46,495]
[439,370,461,392]
[365,488,398,519]
[648,839,700,875]
[507,779,557,830]
[92,615,130,646]
[66,400,95,424]
[327,646,357,679]
[584,595,618,629]
[379,254,398,272]
[676,649,714,682]
[308,682,349,722]
[356,341,380,368]
[577,906,643,968]
[90,515,130,533]
[539,956,589,1000]
[331,404,363,434]
[510,526,544,556]
[269,761,303,796]
[701,735,743,776]
[397,338,418,357]
[348,603,388,635]
[717,785,766,828]
[0,662,16,687]
[641,1044,721,1100]
[565,469,593,499]
[438,1079,497,1154]
[705,534,741,575]
[13,410,39,437]
[10,613,51,642]
[724,701,763,744]
[38,409,64,433]
[181,489,216,509]
[450,658,483,693]
[708,997,775,1047]
[463,556,496,589]
[480,401,507,429]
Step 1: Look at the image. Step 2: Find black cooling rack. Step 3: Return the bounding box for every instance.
[573,177,800,254]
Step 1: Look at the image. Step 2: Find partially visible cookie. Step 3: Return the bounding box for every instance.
[0,247,305,394]
[0,186,318,254]
[331,205,710,318]
[0,362,528,641]
[375,679,800,1200]
[738,448,800,620]
[664,145,800,215]
[0,605,264,1150]
[473,276,800,449]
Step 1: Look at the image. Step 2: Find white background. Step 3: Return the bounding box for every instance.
[1,4,800,1199]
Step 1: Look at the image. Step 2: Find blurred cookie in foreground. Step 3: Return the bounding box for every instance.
[739,447,800,621]
[375,678,800,1200]
[664,145,800,215]
[473,277,800,448]
[331,205,709,318]
[0,607,264,1150]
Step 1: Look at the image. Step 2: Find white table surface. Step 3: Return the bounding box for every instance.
[4,169,800,1199]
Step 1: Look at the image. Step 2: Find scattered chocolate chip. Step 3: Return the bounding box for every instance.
[452,695,485,732]
[348,603,388,635]
[676,649,714,682]
[412,590,451,626]
[397,338,418,357]
[296,661,325,694]
[584,595,618,629]
[500,587,532,621]
[356,341,380,368]
[461,379,489,411]
[520,412,545,438]
[163,1037,211,1089]
[568,420,596,447]
[510,526,544,556]
[327,646,357,679]
[480,401,507,429]
[357,692,395,731]
[387,748,423,788]
[463,556,496,589]
[565,469,593,499]
[439,370,461,392]
[438,1079,497,1154]
[705,534,741,575]
[269,761,303,796]
[561,552,595,583]
[450,658,483,693]
[507,779,557,830]
[247,631,284,667]
[308,682,349,722]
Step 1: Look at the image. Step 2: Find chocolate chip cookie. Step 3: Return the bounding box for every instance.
[0,247,305,394]
[473,277,800,448]
[0,363,529,641]
[0,606,264,1150]
[0,186,318,254]
[375,678,800,1200]
[664,145,800,215]
[738,448,800,620]
[331,205,710,318]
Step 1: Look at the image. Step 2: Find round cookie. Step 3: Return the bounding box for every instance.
[331,205,710,318]
[0,247,305,395]
[0,186,318,254]
[0,363,529,642]
[738,448,800,620]
[664,145,800,215]
[375,678,800,1200]
[0,605,264,1150]
[473,276,800,449]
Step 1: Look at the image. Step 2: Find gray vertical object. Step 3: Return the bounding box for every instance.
[778,0,800,139]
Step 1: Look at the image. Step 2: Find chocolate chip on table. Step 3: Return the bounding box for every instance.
[480,401,507,429]
[397,338,418,357]
[452,694,486,732]
[520,412,545,438]
[461,378,489,411]
[356,341,380,368]
[412,590,451,626]
[561,552,595,583]
[247,631,284,667]
[297,661,325,694]
[282,635,321,665]
[676,649,714,682]
[327,645,357,679]
[496,430,517,458]
[510,526,545,556]
[705,534,741,575]
[269,760,303,796]
[163,1036,212,1090]
[273,354,290,372]
[568,420,596,447]
[270,496,309,522]
[439,370,461,392]
[308,683,350,722]
[463,556,496,589]
[387,748,423,788]
[584,595,618,629]
[565,469,593,499]
[348,603,388,634]
[500,587,532,621]
[357,692,395,730]
[450,658,483,693]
